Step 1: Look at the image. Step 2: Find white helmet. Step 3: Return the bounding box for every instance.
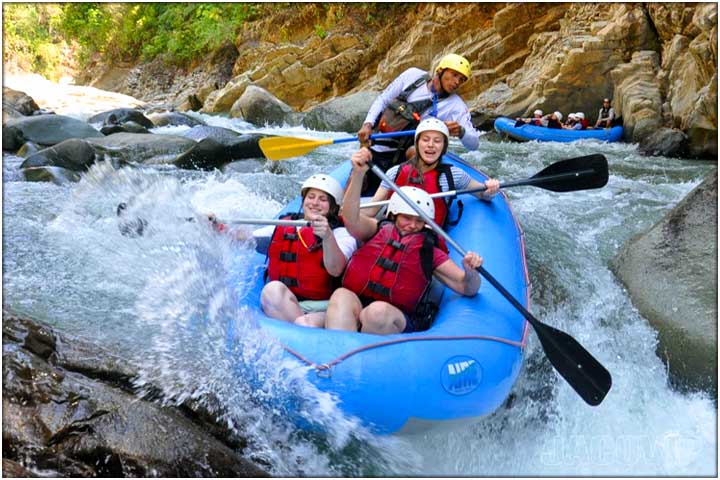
[414,117,450,156]
[568,113,577,120]
[576,112,585,120]
[533,109,543,116]
[301,174,344,205]
[387,186,435,219]
[554,111,563,122]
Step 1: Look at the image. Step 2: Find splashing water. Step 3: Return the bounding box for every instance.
[3,111,716,476]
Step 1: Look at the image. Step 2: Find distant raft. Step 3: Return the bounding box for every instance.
[494,116,623,143]
[227,152,530,434]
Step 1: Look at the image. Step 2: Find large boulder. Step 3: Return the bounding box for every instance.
[639,127,689,158]
[22,166,82,185]
[179,125,241,144]
[87,108,154,129]
[611,169,718,397]
[3,87,40,122]
[2,115,104,152]
[20,139,97,171]
[173,134,268,170]
[230,85,302,126]
[2,312,268,477]
[148,111,205,128]
[302,90,378,133]
[86,132,197,165]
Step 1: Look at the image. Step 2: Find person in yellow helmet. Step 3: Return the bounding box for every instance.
[356,53,480,195]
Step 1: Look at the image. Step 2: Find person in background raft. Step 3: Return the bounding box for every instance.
[544,111,563,129]
[514,109,544,127]
[210,175,357,327]
[322,155,485,335]
[595,98,615,129]
[356,53,480,195]
[359,118,499,233]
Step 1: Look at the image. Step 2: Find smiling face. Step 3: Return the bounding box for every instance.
[394,213,425,235]
[439,68,467,94]
[302,188,331,219]
[417,130,445,167]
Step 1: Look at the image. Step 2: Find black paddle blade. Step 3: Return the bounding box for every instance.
[532,319,612,405]
[531,154,609,192]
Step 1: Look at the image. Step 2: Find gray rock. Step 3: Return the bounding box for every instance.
[87,132,197,165]
[302,91,377,132]
[21,139,97,171]
[16,141,42,158]
[173,134,267,170]
[611,169,718,398]
[2,312,268,477]
[231,85,302,126]
[148,111,205,127]
[639,127,690,158]
[88,108,154,129]
[180,125,241,144]
[3,114,104,151]
[3,87,40,116]
[22,166,82,185]
[100,121,151,135]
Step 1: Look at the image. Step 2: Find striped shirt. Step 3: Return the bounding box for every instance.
[380,164,472,192]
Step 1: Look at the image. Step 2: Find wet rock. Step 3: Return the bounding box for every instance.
[100,121,150,135]
[21,139,97,172]
[2,115,104,152]
[230,85,302,126]
[639,127,690,158]
[2,312,268,478]
[86,132,197,165]
[611,169,718,398]
[3,87,40,117]
[173,134,267,170]
[22,166,82,185]
[302,91,377,133]
[148,111,205,128]
[179,125,241,144]
[87,108,154,129]
[16,141,42,158]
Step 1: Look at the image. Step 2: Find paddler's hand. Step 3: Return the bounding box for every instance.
[462,252,483,271]
[357,122,373,146]
[483,179,500,198]
[445,120,464,138]
[351,147,372,175]
[308,213,332,240]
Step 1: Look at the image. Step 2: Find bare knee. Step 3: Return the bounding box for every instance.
[325,288,362,331]
[359,302,406,335]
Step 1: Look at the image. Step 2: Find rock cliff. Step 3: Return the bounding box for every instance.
[97,3,717,159]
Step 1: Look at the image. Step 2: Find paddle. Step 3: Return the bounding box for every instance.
[365,160,612,406]
[360,154,609,209]
[259,130,415,161]
[223,218,310,227]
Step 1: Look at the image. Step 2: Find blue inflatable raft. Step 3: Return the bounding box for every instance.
[228,152,530,434]
[494,116,623,143]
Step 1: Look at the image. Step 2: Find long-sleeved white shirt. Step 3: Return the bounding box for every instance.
[363,67,480,151]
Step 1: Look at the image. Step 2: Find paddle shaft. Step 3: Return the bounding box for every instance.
[225,218,310,227]
[360,167,600,209]
[332,130,416,144]
[366,161,611,405]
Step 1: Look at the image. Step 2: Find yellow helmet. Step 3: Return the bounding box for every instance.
[435,53,471,79]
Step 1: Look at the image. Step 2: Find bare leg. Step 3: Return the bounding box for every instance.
[260,281,303,322]
[294,312,326,328]
[359,301,407,334]
[325,288,363,331]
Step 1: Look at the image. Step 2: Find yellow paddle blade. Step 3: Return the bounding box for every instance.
[258,136,334,161]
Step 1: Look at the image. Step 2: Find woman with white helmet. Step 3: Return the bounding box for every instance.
[360,117,500,231]
[211,174,357,326]
[322,154,485,335]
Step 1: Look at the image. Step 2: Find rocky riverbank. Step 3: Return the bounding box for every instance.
[2,310,268,477]
[77,3,717,160]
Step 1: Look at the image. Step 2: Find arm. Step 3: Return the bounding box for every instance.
[432,252,483,296]
[466,178,499,201]
[440,96,479,151]
[341,148,380,241]
[361,185,391,217]
[307,214,347,277]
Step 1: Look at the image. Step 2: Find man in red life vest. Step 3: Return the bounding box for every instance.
[322,152,486,335]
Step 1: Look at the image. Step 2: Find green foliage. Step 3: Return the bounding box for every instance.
[3,4,65,79]
[314,24,328,40]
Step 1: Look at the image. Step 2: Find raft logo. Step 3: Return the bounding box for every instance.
[441,355,482,395]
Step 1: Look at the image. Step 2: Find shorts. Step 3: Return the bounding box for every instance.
[298,300,329,313]
[358,296,416,334]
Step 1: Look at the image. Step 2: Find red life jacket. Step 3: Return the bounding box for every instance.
[580,118,589,130]
[342,222,437,314]
[266,214,335,300]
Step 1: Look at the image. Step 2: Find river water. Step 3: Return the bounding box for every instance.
[2,99,717,475]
